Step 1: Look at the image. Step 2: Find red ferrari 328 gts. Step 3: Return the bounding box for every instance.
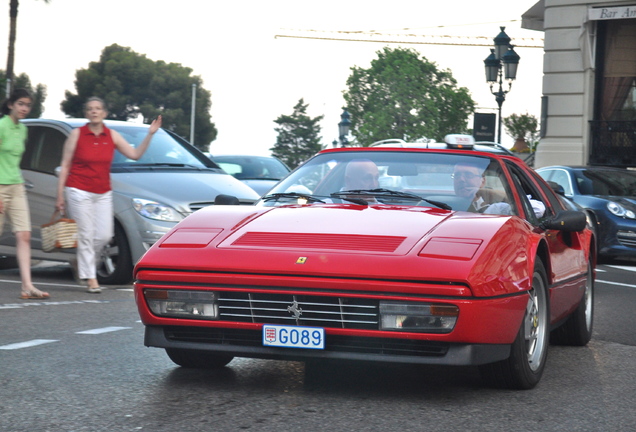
[134,137,595,390]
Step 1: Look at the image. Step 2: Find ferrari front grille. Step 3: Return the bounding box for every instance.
[218,292,379,330]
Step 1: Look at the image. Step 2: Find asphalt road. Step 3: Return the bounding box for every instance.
[1,261,635,432]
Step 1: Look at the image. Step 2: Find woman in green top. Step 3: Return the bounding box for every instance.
[0,88,50,299]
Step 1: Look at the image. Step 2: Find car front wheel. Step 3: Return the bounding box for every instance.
[480,258,550,390]
[96,222,133,285]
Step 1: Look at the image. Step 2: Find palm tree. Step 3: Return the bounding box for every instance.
[5,0,50,94]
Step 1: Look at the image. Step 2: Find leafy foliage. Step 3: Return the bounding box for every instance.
[0,70,47,118]
[343,47,475,145]
[61,44,216,151]
[503,112,539,141]
[271,99,324,169]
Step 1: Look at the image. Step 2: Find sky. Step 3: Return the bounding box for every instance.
[1,0,543,155]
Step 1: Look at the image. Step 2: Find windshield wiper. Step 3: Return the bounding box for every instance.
[262,192,326,203]
[331,188,452,210]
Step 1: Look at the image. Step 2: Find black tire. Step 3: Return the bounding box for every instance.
[0,256,18,270]
[96,222,133,285]
[551,258,594,346]
[479,259,550,390]
[165,348,234,369]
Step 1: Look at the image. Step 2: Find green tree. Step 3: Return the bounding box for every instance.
[343,47,475,145]
[0,70,46,117]
[61,44,217,152]
[5,0,50,94]
[271,98,324,169]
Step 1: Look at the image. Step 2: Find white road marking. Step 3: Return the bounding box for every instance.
[0,300,109,310]
[0,278,82,288]
[75,326,132,335]
[607,265,636,272]
[0,339,58,350]
[596,279,636,289]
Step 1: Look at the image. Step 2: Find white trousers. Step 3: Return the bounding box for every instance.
[65,187,113,280]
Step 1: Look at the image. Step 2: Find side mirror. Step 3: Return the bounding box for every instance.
[214,194,240,205]
[547,181,565,196]
[541,210,586,232]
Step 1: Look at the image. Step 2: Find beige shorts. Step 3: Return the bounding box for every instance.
[0,183,32,233]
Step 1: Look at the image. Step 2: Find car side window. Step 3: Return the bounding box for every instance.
[21,126,65,174]
[506,163,550,225]
[527,169,564,213]
[550,170,573,196]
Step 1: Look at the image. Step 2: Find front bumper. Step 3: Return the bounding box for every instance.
[144,325,511,366]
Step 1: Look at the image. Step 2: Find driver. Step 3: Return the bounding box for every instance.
[452,161,545,218]
[453,162,505,212]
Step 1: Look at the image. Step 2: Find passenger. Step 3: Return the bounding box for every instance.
[344,159,379,190]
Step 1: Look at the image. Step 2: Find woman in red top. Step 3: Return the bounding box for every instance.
[56,97,162,293]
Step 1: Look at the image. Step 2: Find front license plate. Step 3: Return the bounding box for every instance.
[262,324,325,350]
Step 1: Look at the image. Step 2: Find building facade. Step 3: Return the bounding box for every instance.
[523,0,636,168]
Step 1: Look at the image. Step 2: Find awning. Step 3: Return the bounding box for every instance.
[522,0,545,32]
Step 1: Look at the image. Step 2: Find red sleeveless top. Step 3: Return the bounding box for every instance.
[66,124,115,194]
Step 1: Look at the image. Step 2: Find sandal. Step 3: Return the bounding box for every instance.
[86,286,102,294]
[20,290,50,300]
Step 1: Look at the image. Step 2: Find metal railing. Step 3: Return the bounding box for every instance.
[589,121,636,167]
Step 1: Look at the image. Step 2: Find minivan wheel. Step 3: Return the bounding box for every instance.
[96,222,133,285]
[0,256,18,270]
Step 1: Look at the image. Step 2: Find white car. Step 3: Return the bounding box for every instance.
[0,119,259,284]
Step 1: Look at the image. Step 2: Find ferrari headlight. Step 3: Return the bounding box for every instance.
[607,201,636,219]
[133,198,184,222]
[145,289,219,320]
[380,301,458,333]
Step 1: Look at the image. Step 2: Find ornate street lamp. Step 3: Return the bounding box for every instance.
[484,27,520,144]
[338,109,351,147]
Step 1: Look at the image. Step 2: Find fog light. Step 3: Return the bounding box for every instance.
[380,301,458,333]
[145,289,219,320]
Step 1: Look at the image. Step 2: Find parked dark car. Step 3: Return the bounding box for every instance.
[0,119,260,285]
[209,155,291,196]
[536,165,636,261]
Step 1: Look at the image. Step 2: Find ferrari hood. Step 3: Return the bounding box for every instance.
[216,205,455,255]
[146,203,521,288]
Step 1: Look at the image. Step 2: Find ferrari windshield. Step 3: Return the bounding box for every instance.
[260,150,517,214]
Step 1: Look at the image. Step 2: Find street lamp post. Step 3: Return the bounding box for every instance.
[338,109,351,147]
[484,27,520,144]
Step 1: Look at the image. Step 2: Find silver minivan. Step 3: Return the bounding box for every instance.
[0,119,259,285]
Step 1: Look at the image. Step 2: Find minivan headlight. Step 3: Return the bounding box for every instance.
[133,198,184,222]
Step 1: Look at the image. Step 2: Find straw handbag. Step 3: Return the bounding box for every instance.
[41,210,78,252]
